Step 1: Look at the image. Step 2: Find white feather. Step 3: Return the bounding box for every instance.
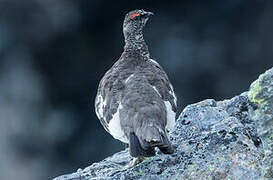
[150,83,176,132]
[169,90,177,107]
[125,74,134,83]
[152,86,162,97]
[135,34,142,40]
[95,94,106,119]
[108,103,128,143]
[164,101,176,132]
[149,59,160,66]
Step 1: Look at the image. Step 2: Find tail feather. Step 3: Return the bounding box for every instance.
[129,126,174,158]
[129,132,155,157]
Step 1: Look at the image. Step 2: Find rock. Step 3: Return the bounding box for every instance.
[248,67,273,178]
[54,68,273,180]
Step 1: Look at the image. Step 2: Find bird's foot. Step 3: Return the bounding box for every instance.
[127,157,145,168]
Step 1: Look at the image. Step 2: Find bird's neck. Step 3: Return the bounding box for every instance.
[124,31,150,58]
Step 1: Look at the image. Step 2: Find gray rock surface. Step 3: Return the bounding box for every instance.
[248,68,273,178]
[54,68,273,180]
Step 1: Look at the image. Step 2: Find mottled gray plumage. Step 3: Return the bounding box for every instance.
[95,9,177,160]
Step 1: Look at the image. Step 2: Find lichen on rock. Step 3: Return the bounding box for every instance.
[248,74,264,104]
[248,67,273,178]
[54,68,273,180]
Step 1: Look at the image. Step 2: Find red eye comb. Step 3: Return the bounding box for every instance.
[130,13,141,19]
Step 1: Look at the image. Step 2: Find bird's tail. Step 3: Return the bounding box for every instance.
[129,126,174,157]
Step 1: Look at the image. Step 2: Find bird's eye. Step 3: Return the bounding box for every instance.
[130,13,141,19]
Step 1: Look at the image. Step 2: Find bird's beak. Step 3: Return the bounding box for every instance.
[147,12,154,16]
[145,11,154,17]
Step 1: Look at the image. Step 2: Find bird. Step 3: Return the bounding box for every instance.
[95,9,177,166]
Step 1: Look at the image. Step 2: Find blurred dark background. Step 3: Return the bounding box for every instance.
[0,0,272,179]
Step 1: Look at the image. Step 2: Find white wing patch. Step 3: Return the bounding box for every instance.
[164,101,176,132]
[150,83,176,132]
[169,84,177,106]
[95,94,106,119]
[108,103,128,143]
[125,74,134,83]
[149,58,177,107]
[149,59,160,66]
[152,86,162,97]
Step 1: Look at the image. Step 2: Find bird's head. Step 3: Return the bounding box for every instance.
[123,9,153,39]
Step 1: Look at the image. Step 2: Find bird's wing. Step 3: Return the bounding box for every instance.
[95,60,127,133]
[145,59,177,113]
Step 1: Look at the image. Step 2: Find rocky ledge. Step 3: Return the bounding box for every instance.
[54,68,273,180]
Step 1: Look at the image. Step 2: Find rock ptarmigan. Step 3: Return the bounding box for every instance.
[95,9,177,166]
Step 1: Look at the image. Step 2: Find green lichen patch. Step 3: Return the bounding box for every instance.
[248,74,264,104]
[218,157,226,162]
[135,171,144,176]
[209,164,216,171]
[188,163,198,171]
